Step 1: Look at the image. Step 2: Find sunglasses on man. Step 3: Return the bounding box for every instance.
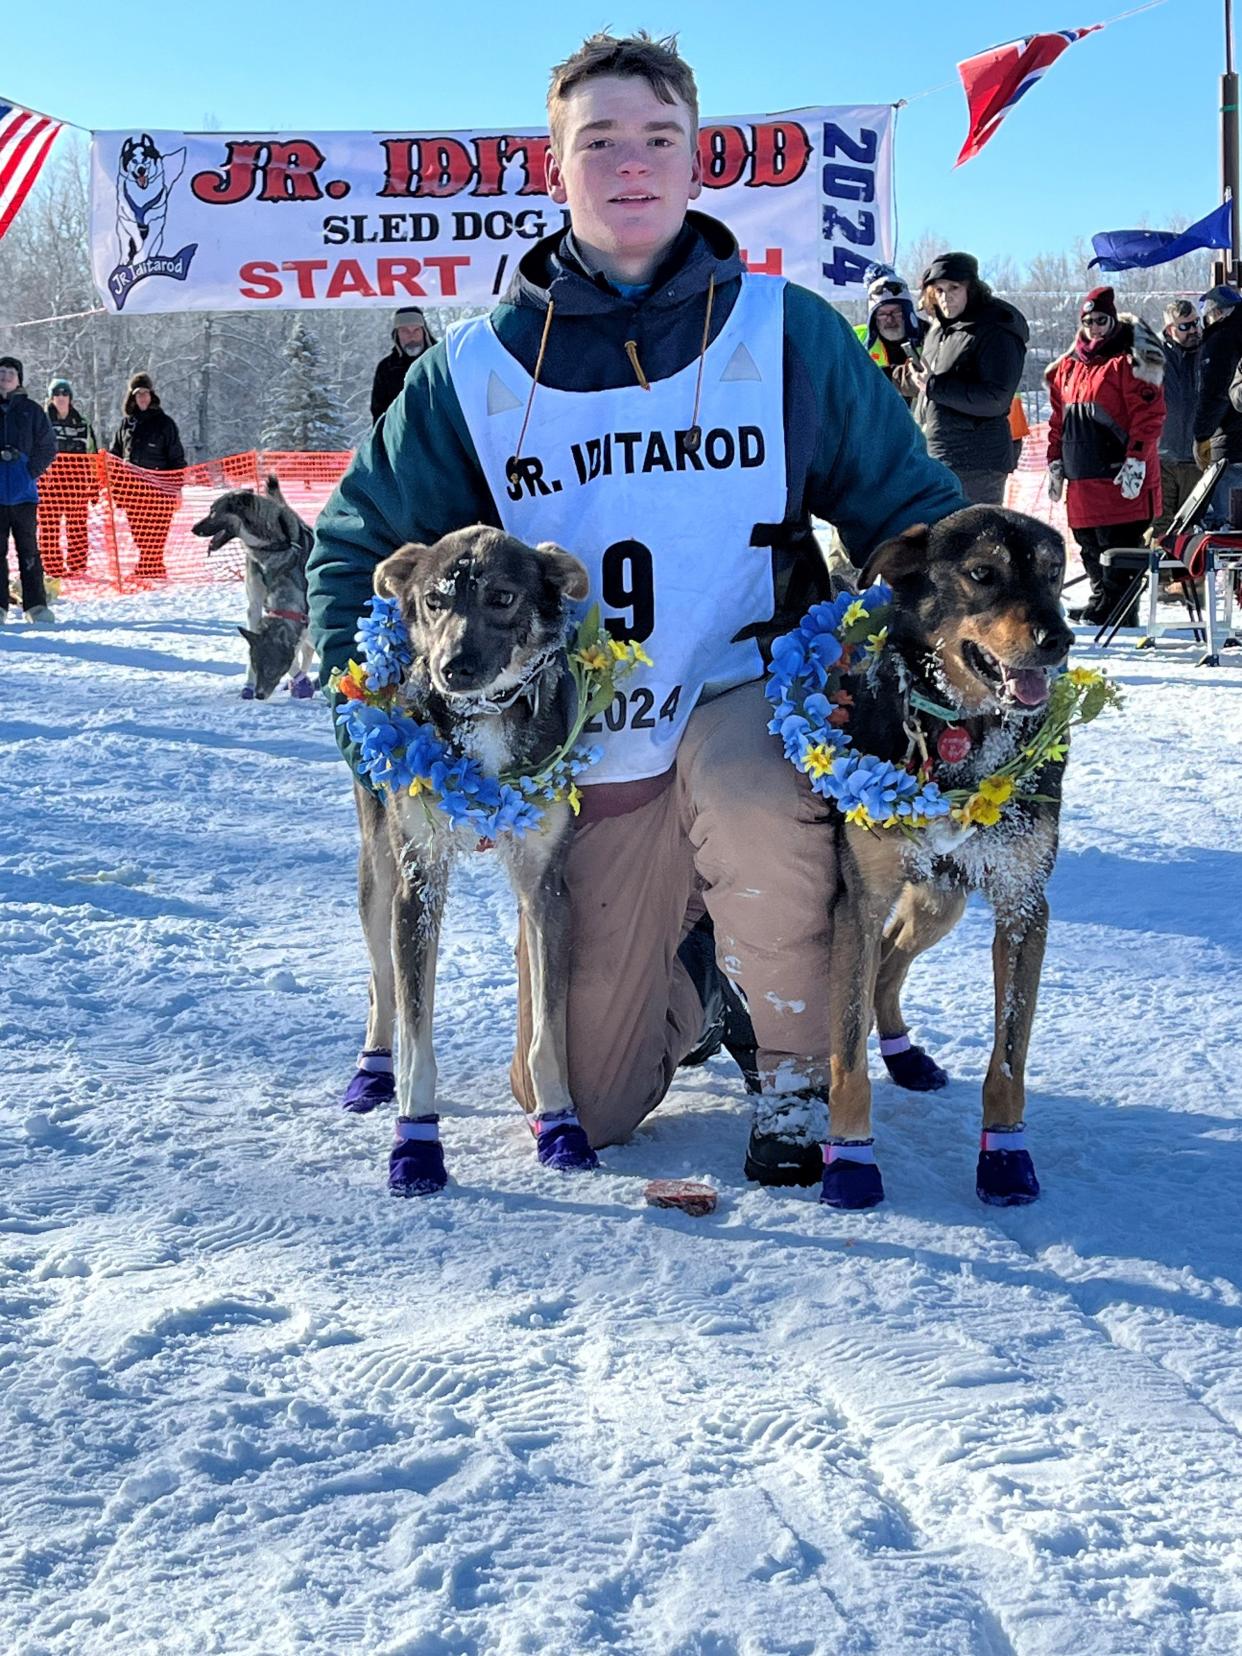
[1082,314,1113,328]
[1173,320,1200,334]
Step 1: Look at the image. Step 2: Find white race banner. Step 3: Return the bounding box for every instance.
[90,108,894,315]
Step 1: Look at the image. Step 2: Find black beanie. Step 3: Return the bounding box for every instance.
[921,251,979,287]
[0,355,23,382]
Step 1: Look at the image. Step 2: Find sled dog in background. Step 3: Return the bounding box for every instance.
[822,505,1074,1211]
[115,135,186,266]
[190,475,316,699]
[339,525,600,1196]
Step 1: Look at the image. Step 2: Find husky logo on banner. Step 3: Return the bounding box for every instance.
[108,134,198,311]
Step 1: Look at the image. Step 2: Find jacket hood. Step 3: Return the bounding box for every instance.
[951,296,1030,346]
[504,210,745,318]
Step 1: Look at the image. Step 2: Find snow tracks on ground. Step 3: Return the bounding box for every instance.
[2,595,1241,1655]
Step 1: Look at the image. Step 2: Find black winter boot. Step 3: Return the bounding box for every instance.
[676,915,759,1087]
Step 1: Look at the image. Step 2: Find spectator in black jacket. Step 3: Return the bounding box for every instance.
[0,354,57,624]
[39,378,98,579]
[109,371,186,579]
[1191,284,1242,525]
[369,307,436,423]
[908,251,1029,505]
[1155,301,1202,535]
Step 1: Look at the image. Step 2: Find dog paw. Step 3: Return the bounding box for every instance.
[240,684,256,701]
[883,1043,949,1092]
[388,1138,448,1197]
[976,1149,1040,1206]
[288,673,317,699]
[820,1157,885,1210]
[341,1067,395,1115]
[534,1121,599,1171]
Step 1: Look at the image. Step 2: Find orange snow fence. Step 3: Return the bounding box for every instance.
[35,428,1067,600]
[36,451,351,595]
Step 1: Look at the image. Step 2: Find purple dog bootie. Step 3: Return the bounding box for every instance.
[240,684,257,700]
[342,1049,395,1114]
[288,672,317,699]
[976,1126,1040,1206]
[880,1032,948,1092]
[533,1110,599,1171]
[388,1115,447,1197]
[820,1139,885,1210]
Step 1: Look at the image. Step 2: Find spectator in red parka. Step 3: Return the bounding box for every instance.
[1045,285,1165,626]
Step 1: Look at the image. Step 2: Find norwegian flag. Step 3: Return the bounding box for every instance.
[0,100,63,241]
[955,28,1102,167]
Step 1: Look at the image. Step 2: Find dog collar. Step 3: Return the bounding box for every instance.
[265,607,309,625]
[908,686,962,722]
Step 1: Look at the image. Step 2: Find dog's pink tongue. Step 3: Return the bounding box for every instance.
[1004,666,1051,707]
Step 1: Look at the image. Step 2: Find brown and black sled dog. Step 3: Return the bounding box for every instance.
[822,505,1074,1212]
[341,526,599,1197]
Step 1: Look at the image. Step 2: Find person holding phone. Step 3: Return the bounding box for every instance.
[854,265,926,406]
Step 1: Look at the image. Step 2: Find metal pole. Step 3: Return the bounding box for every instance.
[1224,0,1241,284]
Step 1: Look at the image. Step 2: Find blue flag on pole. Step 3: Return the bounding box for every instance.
[1088,203,1233,271]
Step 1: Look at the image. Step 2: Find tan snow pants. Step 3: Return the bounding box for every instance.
[511,682,838,1146]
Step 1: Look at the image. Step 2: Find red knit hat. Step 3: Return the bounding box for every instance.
[1080,286,1117,321]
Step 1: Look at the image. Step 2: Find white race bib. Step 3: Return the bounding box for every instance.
[446,273,788,785]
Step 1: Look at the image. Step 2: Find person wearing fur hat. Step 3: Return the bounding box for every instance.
[852,264,926,404]
[0,354,57,624]
[109,372,185,580]
[39,378,98,580]
[1045,287,1166,626]
[909,251,1029,504]
[369,307,438,423]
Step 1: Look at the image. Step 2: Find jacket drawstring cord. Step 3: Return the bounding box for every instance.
[683,273,716,455]
[508,299,555,489]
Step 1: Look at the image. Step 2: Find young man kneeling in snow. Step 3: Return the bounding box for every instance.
[308,32,965,1195]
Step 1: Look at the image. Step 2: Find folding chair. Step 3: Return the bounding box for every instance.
[1094,463,1241,661]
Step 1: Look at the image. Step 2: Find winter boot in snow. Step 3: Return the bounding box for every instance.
[880,1033,948,1091]
[744,1089,828,1187]
[676,914,759,1087]
[388,1115,447,1196]
[976,1127,1039,1206]
[342,1049,395,1114]
[820,1140,885,1209]
[532,1110,599,1171]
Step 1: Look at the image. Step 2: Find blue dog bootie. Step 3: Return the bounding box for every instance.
[880,1032,948,1092]
[388,1115,447,1197]
[533,1110,599,1171]
[976,1126,1040,1206]
[288,672,317,699]
[820,1139,885,1209]
[342,1049,395,1114]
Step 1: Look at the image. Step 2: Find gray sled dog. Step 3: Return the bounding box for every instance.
[341,524,601,1196]
[191,475,316,699]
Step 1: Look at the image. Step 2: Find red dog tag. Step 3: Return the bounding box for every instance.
[936,726,972,764]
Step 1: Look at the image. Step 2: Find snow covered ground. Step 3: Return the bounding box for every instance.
[2,588,1241,1656]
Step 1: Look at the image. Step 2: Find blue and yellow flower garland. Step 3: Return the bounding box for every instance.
[329,598,648,840]
[766,585,1121,836]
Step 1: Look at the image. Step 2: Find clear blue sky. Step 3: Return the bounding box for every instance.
[3,0,1221,269]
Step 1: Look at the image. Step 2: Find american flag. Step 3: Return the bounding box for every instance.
[0,100,64,241]
[955,29,1103,167]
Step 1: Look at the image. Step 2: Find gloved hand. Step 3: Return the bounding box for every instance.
[1195,438,1213,471]
[1115,458,1146,501]
[1047,461,1065,502]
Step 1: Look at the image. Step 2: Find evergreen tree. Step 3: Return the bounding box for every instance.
[259,319,351,451]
